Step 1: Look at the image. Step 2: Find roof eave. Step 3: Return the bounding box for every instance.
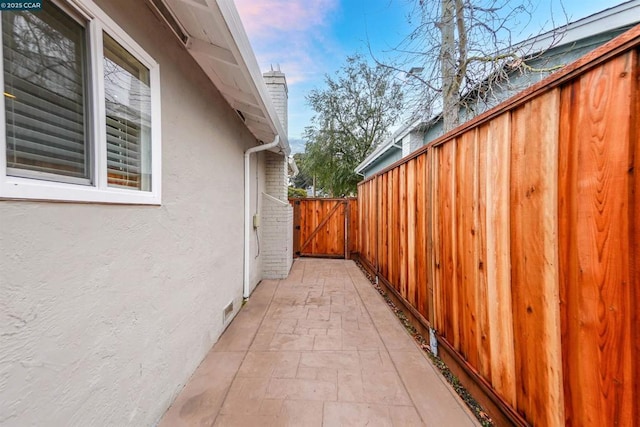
[159,0,290,155]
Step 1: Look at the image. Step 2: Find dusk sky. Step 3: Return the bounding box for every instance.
[234,0,624,153]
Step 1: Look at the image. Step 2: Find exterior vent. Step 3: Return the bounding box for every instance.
[223,301,234,323]
[148,0,189,45]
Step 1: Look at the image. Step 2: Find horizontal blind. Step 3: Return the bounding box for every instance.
[106,105,141,188]
[103,33,151,191]
[3,3,88,182]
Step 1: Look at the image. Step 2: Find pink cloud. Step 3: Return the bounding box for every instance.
[235,0,338,37]
[234,0,340,85]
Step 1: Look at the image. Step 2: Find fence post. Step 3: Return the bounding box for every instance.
[344,200,349,259]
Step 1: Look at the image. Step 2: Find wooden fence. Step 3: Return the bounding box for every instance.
[290,198,358,258]
[357,26,639,427]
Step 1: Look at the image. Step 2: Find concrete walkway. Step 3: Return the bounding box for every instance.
[159,259,479,426]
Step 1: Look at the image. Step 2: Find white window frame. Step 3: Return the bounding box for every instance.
[0,0,162,204]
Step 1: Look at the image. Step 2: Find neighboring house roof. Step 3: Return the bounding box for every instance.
[150,0,290,155]
[512,0,640,56]
[355,118,425,175]
[355,0,640,175]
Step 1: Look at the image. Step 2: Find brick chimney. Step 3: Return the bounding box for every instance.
[260,67,293,280]
[263,67,288,136]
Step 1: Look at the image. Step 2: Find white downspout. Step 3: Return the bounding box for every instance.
[244,135,280,298]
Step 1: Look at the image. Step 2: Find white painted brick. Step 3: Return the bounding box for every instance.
[261,190,293,279]
[261,71,292,279]
[263,71,288,136]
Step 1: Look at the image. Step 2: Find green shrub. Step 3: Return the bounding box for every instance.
[288,187,307,198]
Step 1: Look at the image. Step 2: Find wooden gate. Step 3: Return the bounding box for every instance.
[290,198,358,259]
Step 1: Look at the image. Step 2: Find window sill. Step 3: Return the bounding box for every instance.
[0,176,161,205]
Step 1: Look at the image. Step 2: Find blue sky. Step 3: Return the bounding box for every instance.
[235,0,623,152]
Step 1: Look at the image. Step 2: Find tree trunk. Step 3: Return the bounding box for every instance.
[440,0,458,132]
[313,175,317,197]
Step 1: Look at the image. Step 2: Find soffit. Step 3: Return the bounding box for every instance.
[159,0,290,155]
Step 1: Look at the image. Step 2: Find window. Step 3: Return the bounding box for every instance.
[0,0,161,204]
[103,33,152,191]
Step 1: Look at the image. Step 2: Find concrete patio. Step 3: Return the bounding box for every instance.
[159,259,479,426]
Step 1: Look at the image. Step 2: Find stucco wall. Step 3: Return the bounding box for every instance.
[249,151,267,290]
[0,1,265,425]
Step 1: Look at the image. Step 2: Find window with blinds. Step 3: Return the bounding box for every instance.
[1,0,160,203]
[103,33,151,191]
[3,2,89,184]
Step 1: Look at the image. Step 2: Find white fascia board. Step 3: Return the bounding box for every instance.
[213,0,290,155]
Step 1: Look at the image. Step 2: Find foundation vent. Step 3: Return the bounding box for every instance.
[223,301,234,323]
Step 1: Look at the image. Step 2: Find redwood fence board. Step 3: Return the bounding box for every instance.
[509,90,564,426]
[485,113,516,407]
[476,123,491,382]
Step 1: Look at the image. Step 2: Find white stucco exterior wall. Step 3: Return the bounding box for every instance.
[0,1,267,425]
[248,151,267,292]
